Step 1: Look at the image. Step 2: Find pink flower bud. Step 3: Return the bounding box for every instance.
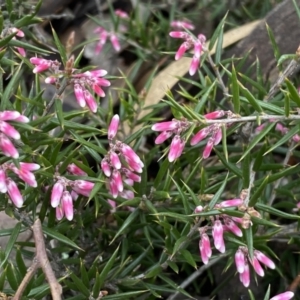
[120,144,143,167]
[202,137,214,159]
[270,291,294,300]
[169,31,189,39]
[112,170,123,193]
[110,152,121,169]
[109,177,119,198]
[168,135,185,162]
[219,198,243,208]
[151,121,178,132]
[204,110,225,120]
[0,169,7,193]
[56,206,64,220]
[292,134,300,142]
[176,42,190,60]
[239,261,250,287]
[84,90,97,113]
[189,56,200,76]
[83,69,108,77]
[254,250,275,269]
[13,168,37,187]
[235,248,246,273]
[62,191,73,221]
[108,115,119,140]
[190,127,210,146]
[115,9,129,19]
[0,121,20,139]
[7,178,23,208]
[0,133,19,158]
[224,218,242,237]
[155,131,173,144]
[212,220,225,253]
[250,256,264,277]
[170,20,195,30]
[51,181,64,208]
[45,76,57,84]
[0,111,20,121]
[120,189,134,199]
[16,47,26,57]
[101,158,111,177]
[199,233,212,264]
[123,168,141,182]
[194,205,203,213]
[74,180,94,191]
[74,84,86,108]
[110,34,121,52]
[212,128,222,145]
[67,163,87,176]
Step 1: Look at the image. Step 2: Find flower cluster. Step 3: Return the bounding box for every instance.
[170,20,195,30]
[29,57,110,113]
[94,9,129,54]
[152,119,190,162]
[169,30,206,75]
[152,110,230,162]
[101,115,143,200]
[0,162,40,207]
[0,110,29,159]
[51,164,94,221]
[235,246,276,288]
[196,198,244,264]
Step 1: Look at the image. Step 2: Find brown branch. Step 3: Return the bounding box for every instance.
[13,219,62,300]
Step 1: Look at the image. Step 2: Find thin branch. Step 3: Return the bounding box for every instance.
[166,256,225,300]
[244,161,255,207]
[13,219,62,300]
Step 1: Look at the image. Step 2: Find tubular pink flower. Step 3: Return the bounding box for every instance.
[92,83,105,97]
[19,163,40,171]
[67,163,87,176]
[110,34,121,52]
[270,292,294,300]
[189,56,200,75]
[74,84,86,108]
[62,191,74,221]
[212,220,225,253]
[101,158,111,177]
[169,31,189,39]
[224,218,242,237]
[155,131,173,144]
[292,134,300,142]
[204,110,225,120]
[190,127,211,146]
[84,90,98,113]
[32,60,52,73]
[124,178,134,186]
[199,233,212,264]
[123,168,141,182]
[0,169,7,193]
[170,20,195,30]
[168,135,185,162]
[151,121,178,132]
[120,189,134,199]
[108,115,120,140]
[51,181,64,208]
[0,133,19,158]
[109,177,119,198]
[239,261,250,287]
[95,77,111,87]
[12,168,37,187]
[235,248,246,273]
[16,47,26,57]
[83,70,108,77]
[12,28,24,37]
[194,205,203,213]
[112,170,123,193]
[120,144,143,166]
[176,42,190,60]
[219,198,243,208]
[7,178,23,208]
[115,9,129,18]
[193,41,203,59]
[110,152,121,170]
[254,250,276,269]
[74,180,94,191]
[250,256,265,277]
[0,121,20,140]
[14,115,29,123]
[56,206,64,220]
[202,137,214,159]
[45,76,57,84]
[0,111,20,121]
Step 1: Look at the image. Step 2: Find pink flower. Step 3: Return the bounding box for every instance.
[67,163,87,176]
[168,135,185,162]
[219,198,243,207]
[169,31,206,75]
[239,260,250,288]
[170,20,195,30]
[11,28,26,57]
[61,191,73,221]
[212,220,225,253]
[199,232,212,264]
[108,114,120,140]
[94,26,123,54]
[270,291,294,300]
[115,9,129,19]
[235,248,246,273]
[101,115,144,199]
[7,178,23,208]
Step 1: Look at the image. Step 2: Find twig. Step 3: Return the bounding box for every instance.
[244,161,255,207]
[166,256,225,300]
[268,141,295,207]
[13,219,62,300]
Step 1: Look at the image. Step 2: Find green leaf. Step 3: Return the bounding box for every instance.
[231,64,240,113]
[263,124,300,155]
[277,54,298,66]
[5,0,13,16]
[256,203,300,219]
[167,261,179,273]
[208,173,229,209]
[285,78,300,107]
[214,148,242,177]
[42,226,82,250]
[239,83,263,113]
[0,32,16,48]
[154,159,170,188]
[208,12,228,51]
[263,284,271,300]
[55,98,64,129]
[180,249,197,269]
[237,122,275,163]
[171,177,189,214]
[110,209,139,244]
[265,23,281,63]
[153,212,192,223]
[283,91,290,117]
[0,222,21,269]
[245,226,253,260]
[14,0,42,27]
[249,176,269,206]
[69,271,90,297]
[144,264,163,279]
[6,263,20,290]
[51,25,67,64]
